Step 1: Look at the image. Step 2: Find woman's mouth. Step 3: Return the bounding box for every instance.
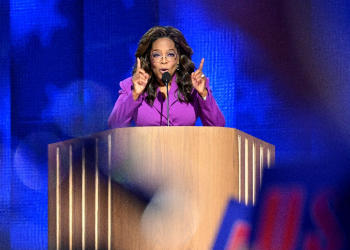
[160,69,169,74]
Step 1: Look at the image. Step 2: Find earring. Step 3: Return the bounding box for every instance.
[177,64,180,71]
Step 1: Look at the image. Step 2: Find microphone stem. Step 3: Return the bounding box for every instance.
[166,82,169,126]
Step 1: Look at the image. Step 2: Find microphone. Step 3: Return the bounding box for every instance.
[161,72,171,87]
[161,72,171,126]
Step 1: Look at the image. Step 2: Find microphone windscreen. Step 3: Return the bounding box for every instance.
[161,72,171,84]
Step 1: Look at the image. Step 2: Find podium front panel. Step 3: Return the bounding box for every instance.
[48,127,274,249]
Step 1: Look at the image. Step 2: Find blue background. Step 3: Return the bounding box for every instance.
[1,0,350,248]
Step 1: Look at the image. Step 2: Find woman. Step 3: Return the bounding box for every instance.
[108,26,225,128]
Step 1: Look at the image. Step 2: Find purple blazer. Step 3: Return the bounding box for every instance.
[108,76,225,128]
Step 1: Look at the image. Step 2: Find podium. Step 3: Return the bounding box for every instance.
[48,127,274,249]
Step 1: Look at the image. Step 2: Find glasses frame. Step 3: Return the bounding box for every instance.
[150,51,178,63]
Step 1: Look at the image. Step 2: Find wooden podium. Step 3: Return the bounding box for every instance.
[48,127,274,249]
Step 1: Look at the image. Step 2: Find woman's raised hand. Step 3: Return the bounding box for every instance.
[191,58,208,99]
[132,58,149,100]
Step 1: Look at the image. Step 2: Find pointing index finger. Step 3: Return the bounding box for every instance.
[137,57,141,70]
[198,58,205,71]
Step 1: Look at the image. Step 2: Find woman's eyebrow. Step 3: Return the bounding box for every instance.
[151,49,176,52]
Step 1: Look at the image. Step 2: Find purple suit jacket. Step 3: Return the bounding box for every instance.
[108,76,225,128]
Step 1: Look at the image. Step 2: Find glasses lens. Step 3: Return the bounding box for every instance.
[151,53,161,62]
[166,52,177,62]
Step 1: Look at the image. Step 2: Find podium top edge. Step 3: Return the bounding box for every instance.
[48,127,274,148]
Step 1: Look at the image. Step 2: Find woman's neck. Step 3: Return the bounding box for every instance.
[158,81,171,99]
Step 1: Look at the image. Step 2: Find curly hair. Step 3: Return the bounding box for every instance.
[132,26,195,106]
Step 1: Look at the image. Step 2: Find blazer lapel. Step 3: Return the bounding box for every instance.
[152,89,166,116]
[168,79,179,107]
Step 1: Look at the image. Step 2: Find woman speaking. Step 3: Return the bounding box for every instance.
[108,26,225,128]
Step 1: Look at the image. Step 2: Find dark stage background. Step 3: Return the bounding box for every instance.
[1,0,350,248]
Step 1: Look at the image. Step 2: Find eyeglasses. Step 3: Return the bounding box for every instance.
[150,51,178,63]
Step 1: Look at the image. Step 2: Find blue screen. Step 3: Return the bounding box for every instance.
[2,0,350,248]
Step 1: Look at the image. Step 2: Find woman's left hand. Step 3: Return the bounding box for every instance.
[191,58,208,99]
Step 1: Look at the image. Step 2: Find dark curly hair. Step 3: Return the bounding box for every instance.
[132,26,195,106]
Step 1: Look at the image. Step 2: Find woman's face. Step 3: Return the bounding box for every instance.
[150,37,179,85]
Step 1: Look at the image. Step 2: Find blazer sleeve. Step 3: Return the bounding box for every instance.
[108,78,142,128]
[197,78,226,127]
